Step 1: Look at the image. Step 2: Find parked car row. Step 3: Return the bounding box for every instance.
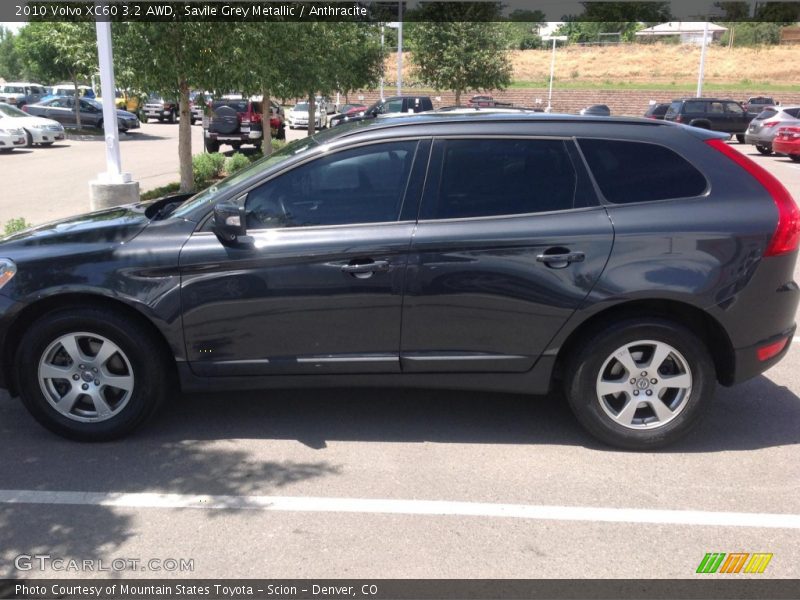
[23,97,139,132]
[0,101,65,152]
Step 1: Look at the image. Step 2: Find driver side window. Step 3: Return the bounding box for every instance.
[244,141,418,230]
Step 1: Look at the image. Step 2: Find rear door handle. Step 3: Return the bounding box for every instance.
[536,252,585,268]
[341,260,391,278]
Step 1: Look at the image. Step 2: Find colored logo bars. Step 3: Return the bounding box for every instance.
[696,553,773,574]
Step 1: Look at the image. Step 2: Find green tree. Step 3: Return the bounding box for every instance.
[408,21,512,105]
[16,23,96,128]
[0,27,23,81]
[114,22,232,191]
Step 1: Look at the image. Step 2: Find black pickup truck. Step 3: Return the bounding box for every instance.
[664,98,757,142]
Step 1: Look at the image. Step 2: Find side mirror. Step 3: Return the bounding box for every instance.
[213,201,248,245]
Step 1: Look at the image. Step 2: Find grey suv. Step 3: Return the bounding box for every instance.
[0,114,796,449]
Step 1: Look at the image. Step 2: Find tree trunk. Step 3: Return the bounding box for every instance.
[261,86,272,156]
[178,80,193,192]
[307,93,316,136]
[455,89,461,107]
[72,74,82,129]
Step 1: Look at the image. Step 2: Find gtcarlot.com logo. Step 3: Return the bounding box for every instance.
[14,554,194,572]
[696,552,773,574]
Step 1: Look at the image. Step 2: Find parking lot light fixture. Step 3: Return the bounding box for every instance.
[542,36,567,113]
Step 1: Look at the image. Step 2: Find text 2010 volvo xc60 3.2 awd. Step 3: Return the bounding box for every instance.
[0,114,797,448]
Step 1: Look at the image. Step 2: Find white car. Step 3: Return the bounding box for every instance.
[0,120,26,153]
[0,102,65,146]
[287,102,327,129]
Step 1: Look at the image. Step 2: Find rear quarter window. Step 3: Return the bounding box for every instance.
[784,108,800,118]
[756,109,778,119]
[578,139,707,204]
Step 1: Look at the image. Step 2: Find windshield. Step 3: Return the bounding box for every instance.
[294,103,309,111]
[3,86,24,94]
[82,98,103,110]
[0,104,27,117]
[171,134,324,219]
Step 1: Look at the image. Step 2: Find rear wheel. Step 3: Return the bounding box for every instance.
[204,138,220,153]
[16,307,170,441]
[790,155,800,163]
[168,110,177,124]
[735,134,746,144]
[564,318,714,450]
[756,144,773,155]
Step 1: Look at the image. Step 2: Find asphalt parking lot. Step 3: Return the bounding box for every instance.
[0,128,798,580]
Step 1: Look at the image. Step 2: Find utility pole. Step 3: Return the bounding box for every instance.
[696,21,710,98]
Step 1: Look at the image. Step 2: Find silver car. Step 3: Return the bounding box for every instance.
[745,106,800,155]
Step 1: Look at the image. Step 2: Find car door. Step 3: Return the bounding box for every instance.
[724,101,749,132]
[46,98,74,125]
[179,139,430,376]
[400,137,613,373]
[79,99,100,127]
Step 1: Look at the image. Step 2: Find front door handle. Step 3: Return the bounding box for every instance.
[536,251,585,269]
[341,260,390,278]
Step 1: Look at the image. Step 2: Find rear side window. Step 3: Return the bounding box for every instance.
[757,109,778,119]
[665,101,682,118]
[578,139,707,204]
[784,108,800,118]
[684,101,706,114]
[725,102,744,114]
[422,139,578,220]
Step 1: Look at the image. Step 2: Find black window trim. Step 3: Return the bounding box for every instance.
[416,135,599,224]
[573,135,711,207]
[195,136,432,234]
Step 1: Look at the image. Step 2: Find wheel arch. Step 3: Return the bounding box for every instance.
[3,292,177,396]
[554,299,735,386]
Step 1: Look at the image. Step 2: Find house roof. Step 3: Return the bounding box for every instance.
[635,22,728,35]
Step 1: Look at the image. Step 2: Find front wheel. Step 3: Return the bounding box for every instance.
[756,145,773,155]
[564,318,714,450]
[25,130,33,148]
[790,154,800,163]
[735,134,746,144]
[16,307,171,441]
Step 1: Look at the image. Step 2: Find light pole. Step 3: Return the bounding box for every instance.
[380,23,385,101]
[543,36,567,113]
[397,3,403,96]
[696,21,710,98]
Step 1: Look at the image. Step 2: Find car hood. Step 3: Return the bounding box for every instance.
[5,115,61,128]
[0,204,152,251]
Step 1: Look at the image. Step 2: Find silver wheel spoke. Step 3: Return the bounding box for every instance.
[647,342,672,373]
[615,398,640,426]
[660,373,692,389]
[59,335,86,364]
[57,387,81,414]
[613,347,640,377]
[92,393,113,419]
[597,380,629,397]
[648,397,674,422]
[40,363,73,380]
[102,373,133,392]
[92,340,117,368]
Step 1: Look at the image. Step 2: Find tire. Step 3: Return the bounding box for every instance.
[230,142,242,151]
[169,110,177,124]
[15,307,171,441]
[790,155,800,163]
[40,142,54,147]
[563,318,714,450]
[96,119,103,131]
[204,138,220,153]
[24,129,33,148]
[277,125,286,141]
[735,134,746,144]
[158,117,164,123]
[756,145,772,155]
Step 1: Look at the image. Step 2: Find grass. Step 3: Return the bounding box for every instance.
[387,44,800,92]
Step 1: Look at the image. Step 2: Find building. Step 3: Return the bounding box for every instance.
[635,22,727,45]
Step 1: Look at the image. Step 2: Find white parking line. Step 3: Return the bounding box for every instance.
[0,489,798,529]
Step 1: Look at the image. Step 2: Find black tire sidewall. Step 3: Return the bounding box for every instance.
[565,319,714,450]
[16,308,168,441]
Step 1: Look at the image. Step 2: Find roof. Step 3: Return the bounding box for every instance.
[636,22,727,35]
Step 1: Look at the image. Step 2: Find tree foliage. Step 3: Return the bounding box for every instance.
[0,27,23,81]
[16,23,96,127]
[408,13,512,105]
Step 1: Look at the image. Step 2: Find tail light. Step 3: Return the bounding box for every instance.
[706,138,800,257]
[674,114,683,123]
[757,337,789,361]
[763,121,779,128]
[779,126,800,140]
